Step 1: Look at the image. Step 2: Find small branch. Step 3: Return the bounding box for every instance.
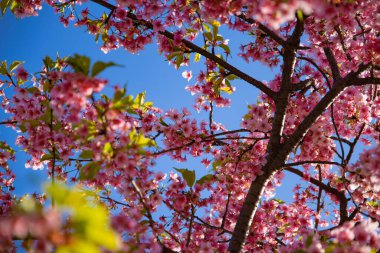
[235,14,287,47]
[345,124,365,164]
[284,160,342,167]
[314,165,323,230]
[290,79,314,92]
[209,101,214,135]
[0,121,17,125]
[323,47,341,81]
[354,77,380,86]
[330,103,345,165]
[131,180,161,243]
[100,196,131,207]
[297,56,331,88]
[334,25,352,61]
[285,167,348,224]
[220,193,231,230]
[186,203,195,247]
[328,136,352,145]
[153,129,252,155]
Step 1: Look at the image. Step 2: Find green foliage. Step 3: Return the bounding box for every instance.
[9,60,22,72]
[196,174,213,185]
[129,129,156,148]
[175,167,196,187]
[0,0,12,15]
[91,61,120,77]
[305,235,313,247]
[79,161,102,180]
[102,142,114,157]
[79,150,93,159]
[67,54,91,75]
[67,54,119,77]
[0,141,15,156]
[46,183,120,252]
[0,60,23,75]
[174,169,213,188]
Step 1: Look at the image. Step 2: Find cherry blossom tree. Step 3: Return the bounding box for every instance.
[0,0,380,252]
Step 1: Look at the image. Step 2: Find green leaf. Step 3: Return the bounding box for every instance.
[226,74,238,81]
[9,61,22,72]
[91,61,120,77]
[159,118,169,127]
[175,54,184,68]
[305,235,314,247]
[79,150,93,159]
[79,162,101,180]
[129,130,155,147]
[0,61,7,75]
[219,44,230,54]
[113,87,126,101]
[210,20,220,28]
[296,9,304,21]
[204,32,213,41]
[27,87,39,94]
[220,85,233,94]
[203,24,210,32]
[67,54,91,76]
[194,53,201,62]
[174,168,196,187]
[0,141,15,155]
[212,160,221,171]
[212,23,219,39]
[9,0,17,12]
[102,142,113,157]
[1,0,12,15]
[196,174,213,185]
[41,153,53,161]
[134,92,145,107]
[112,96,133,110]
[166,51,181,61]
[272,198,285,204]
[19,124,26,132]
[367,200,379,208]
[43,56,55,70]
[43,107,52,124]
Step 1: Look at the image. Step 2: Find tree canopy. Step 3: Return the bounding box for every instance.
[0,0,379,252]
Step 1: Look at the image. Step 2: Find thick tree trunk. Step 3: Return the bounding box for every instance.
[228,168,276,253]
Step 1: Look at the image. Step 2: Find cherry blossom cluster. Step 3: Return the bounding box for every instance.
[279,220,380,253]
[11,0,43,18]
[241,104,272,134]
[50,72,107,124]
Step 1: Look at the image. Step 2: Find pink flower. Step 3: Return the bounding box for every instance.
[16,67,28,81]
[182,70,192,82]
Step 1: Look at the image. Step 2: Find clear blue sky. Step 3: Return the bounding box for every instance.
[0,4,302,204]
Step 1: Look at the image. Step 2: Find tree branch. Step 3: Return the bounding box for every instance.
[290,79,314,92]
[284,160,342,167]
[297,56,331,88]
[285,166,348,224]
[235,14,287,47]
[266,17,305,156]
[354,77,380,86]
[323,47,341,81]
[89,0,276,99]
[229,17,306,253]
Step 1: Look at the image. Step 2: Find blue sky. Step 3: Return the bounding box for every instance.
[0,4,303,206]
